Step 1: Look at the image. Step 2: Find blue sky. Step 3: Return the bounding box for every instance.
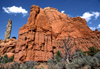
[0,0,100,40]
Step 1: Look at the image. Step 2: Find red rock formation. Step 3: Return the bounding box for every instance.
[13,5,100,63]
[0,38,17,57]
[0,5,100,63]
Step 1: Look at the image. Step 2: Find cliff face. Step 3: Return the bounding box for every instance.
[0,5,100,63]
[0,38,17,56]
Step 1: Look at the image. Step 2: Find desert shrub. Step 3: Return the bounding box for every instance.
[32,67,37,69]
[87,65,91,69]
[2,55,8,63]
[13,62,20,69]
[7,55,14,62]
[9,62,20,69]
[67,57,91,69]
[80,49,86,56]
[93,52,100,62]
[0,61,38,69]
[73,51,85,58]
[0,56,3,63]
[92,67,99,69]
[42,62,46,65]
[48,64,60,69]
[56,61,66,69]
[72,57,86,68]
[55,50,62,62]
[0,55,14,64]
[87,46,99,56]
[89,57,100,67]
[83,56,92,65]
[68,53,91,68]
[5,64,9,69]
[47,58,66,69]
[66,63,79,69]
[20,63,27,69]
[24,61,38,69]
[70,53,100,68]
[73,55,100,68]
[47,58,60,69]
[47,58,57,65]
[0,56,3,60]
[38,66,44,69]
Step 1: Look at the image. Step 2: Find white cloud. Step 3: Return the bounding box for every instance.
[61,10,65,13]
[89,27,96,31]
[97,24,100,28]
[81,12,100,22]
[2,6,28,17]
[92,12,100,19]
[81,12,94,22]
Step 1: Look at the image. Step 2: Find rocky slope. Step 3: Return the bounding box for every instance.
[0,38,17,58]
[0,5,100,63]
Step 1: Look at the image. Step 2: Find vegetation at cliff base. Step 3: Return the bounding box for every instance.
[87,46,99,56]
[0,54,14,64]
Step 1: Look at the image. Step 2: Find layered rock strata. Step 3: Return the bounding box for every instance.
[0,38,17,57]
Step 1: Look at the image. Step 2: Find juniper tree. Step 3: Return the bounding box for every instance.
[87,46,99,56]
[55,50,62,62]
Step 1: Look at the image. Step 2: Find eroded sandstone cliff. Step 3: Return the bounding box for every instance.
[0,5,100,63]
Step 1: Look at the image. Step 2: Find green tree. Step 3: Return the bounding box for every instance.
[0,55,14,63]
[87,46,99,56]
[80,49,86,56]
[55,50,62,62]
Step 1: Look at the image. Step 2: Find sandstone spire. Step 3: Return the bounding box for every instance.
[4,19,12,40]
